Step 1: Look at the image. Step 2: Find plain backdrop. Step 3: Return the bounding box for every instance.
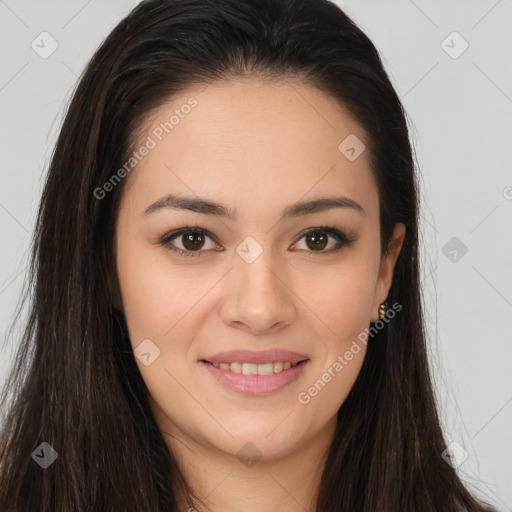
[0,0,511,509]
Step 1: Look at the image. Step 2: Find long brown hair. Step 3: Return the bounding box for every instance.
[0,0,496,510]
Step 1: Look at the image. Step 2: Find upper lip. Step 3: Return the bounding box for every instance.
[202,349,310,365]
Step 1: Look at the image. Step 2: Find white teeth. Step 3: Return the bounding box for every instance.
[257,363,274,375]
[230,362,242,373]
[242,363,258,375]
[209,360,302,374]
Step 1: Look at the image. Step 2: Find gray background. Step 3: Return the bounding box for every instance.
[0,0,511,509]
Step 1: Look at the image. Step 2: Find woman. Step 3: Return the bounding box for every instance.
[0,0,497,510]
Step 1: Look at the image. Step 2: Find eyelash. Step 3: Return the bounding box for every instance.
[159,224,355,258]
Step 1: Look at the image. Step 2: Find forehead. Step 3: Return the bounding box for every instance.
[122,77,378,219]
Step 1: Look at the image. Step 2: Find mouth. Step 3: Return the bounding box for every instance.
[199,349,310,395]
[200,359,309,375]
[199,350,311,395]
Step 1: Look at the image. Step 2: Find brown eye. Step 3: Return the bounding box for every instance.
[305,231,328,251]
[161,228,219,257]
[293,227,354,254]
[160,226,354,258]
[181,231,206,251]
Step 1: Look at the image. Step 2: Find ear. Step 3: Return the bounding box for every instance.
[370,223,406,322]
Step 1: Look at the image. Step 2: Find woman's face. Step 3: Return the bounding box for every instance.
[115,77,405,461]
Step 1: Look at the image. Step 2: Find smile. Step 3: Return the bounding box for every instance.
[200,359,310,396]
[204,360,306,375]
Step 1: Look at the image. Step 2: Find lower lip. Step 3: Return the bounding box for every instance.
[200,360,310,396]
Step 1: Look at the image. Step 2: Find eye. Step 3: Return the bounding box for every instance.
[160,227,221,257]
[159,225,355,258]
[292,226,355,255]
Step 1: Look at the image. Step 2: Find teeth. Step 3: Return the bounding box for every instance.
[242,363,258,375]
[209,361,302,374]
[230,362,242,373]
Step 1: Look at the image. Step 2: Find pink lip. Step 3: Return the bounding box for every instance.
[200,359,310,396]
[202,349,309,365]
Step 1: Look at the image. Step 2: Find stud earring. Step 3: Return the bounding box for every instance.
[379,302,387,320]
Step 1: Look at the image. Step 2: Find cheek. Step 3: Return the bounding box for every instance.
[301,256,379,343]
[116,239,210,342]
[116,244,208,409]
[293,261,378,419]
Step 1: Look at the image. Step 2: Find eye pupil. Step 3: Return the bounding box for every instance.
[183,232,205,251]
[306,231,328,251]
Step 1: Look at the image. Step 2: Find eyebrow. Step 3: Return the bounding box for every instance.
[144,193,364,220]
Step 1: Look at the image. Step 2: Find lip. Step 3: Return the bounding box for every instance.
[200,359,310,396]
[202,349,310,365]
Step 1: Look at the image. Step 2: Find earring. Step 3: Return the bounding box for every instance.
[379,302,387,320]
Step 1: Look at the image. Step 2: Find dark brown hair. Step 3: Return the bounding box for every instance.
[0,0,496,510]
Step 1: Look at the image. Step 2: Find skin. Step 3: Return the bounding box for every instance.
[115,76,405,512]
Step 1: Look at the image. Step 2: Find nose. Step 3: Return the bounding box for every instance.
[219,247,296,335]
